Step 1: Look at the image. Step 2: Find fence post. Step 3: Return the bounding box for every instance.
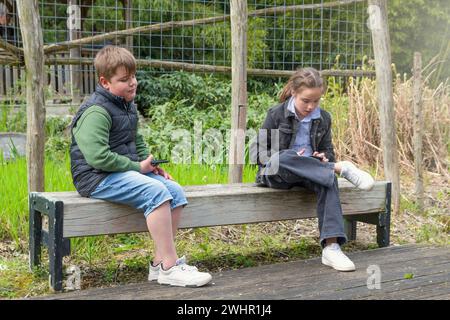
[16,0,45,193]
[368,0,400,214]
[124,0,134,53]
[412,52,424,210]
[68,0,82,103]
[228,0,248,183]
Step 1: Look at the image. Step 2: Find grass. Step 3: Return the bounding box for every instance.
[0,153,75,245]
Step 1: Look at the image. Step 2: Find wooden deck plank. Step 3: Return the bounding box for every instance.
[38,245,447,300]
[35,244,449,300]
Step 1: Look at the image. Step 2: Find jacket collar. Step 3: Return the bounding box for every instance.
[95,83,132,110]
[283,100,295,119]
[283,99,323,123]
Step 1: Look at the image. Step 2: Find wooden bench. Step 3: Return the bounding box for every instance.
[29,179,391,292]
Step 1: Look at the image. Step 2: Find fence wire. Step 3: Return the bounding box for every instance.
[0,0,373,98]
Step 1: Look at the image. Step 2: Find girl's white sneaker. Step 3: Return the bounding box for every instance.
[322,243,356,272]
[339,161,375,191]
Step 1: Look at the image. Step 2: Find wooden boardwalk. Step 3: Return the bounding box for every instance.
[38,244,449,300]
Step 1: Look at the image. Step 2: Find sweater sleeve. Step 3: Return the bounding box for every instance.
[135,129,150,161]
[72,105,141,172]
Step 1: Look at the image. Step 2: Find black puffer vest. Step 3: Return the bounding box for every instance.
[70,84,139,197]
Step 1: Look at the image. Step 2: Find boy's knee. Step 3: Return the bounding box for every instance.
[170,181,185,195]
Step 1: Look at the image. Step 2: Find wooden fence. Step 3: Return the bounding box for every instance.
[0,49,97,101]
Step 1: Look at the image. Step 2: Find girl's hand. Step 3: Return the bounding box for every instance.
[297,148,306,156]
[312,151,329,162]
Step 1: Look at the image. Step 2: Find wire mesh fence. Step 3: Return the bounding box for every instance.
[0,0,374,99]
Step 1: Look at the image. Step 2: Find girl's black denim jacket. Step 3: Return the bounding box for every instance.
[250,100,336,181]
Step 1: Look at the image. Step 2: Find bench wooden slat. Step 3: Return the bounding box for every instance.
[31,180,388,238]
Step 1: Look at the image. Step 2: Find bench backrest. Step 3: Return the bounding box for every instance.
[30,180,389,238]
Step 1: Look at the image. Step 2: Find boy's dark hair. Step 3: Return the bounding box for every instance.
[94,45,136,81]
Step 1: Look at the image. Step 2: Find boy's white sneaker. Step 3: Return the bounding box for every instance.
[157,256,212,287]
[149,256,192,281]
[148,261,160,281]
[322,243,356,272]
[339,161,375,191]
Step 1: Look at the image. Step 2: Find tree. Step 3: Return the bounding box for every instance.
[388,0,450,84]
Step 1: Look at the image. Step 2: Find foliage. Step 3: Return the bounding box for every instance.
[388,0,450,84]
[135,70,277,161]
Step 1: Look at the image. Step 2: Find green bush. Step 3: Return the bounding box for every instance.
[135,71,278,160]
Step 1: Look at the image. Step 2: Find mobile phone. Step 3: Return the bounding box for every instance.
[310,155,323,161]
[151,159,169,166]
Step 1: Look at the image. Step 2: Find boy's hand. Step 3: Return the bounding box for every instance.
[154,166,173,180]
[139,155,157,173]
[312,151,329,162]
[139,155,173,180]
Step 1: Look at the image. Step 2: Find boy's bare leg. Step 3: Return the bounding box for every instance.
[146,201,177,269]
[171,206,182,237]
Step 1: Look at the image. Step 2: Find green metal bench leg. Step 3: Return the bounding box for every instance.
[29,196,42,269]
[48,201,64,292]
[377,182,391,247]
[344,219,357,241]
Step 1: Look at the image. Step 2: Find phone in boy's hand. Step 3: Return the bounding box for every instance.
[310,155,323,161]
[151,159,169,166]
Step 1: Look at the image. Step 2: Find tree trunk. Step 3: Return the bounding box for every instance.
[228,0,248,183]
[17,0,46,193]
[368,0,400,214]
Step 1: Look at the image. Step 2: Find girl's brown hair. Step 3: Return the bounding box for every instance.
[279,67,326,102]
[94,45,136,81]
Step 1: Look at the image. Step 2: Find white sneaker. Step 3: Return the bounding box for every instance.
[149,256,191,281]
[322,243,356,272]
[157,256,212,287]
[149,256,193,281]
[339,161,375,191]
[148,261,160,281]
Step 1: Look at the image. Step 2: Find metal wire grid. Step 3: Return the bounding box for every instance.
[34,0,372,69]
[1,0,374,97]
[252,0,373,71]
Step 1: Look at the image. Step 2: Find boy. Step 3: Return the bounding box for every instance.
[70,45,212,287]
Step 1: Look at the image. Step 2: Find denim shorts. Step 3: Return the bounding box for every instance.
[90,171,188,218]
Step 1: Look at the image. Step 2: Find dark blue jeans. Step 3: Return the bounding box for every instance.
[259,149,347,247]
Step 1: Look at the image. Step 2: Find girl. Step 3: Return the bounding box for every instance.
[251,67,374,271]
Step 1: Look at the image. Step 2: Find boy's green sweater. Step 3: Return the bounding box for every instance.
[73,105,149,173]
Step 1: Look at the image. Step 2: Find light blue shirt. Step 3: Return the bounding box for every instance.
[287,97,321,156]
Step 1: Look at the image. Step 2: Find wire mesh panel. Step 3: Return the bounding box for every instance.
[248,0,373,71]
[0,0,374,99]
